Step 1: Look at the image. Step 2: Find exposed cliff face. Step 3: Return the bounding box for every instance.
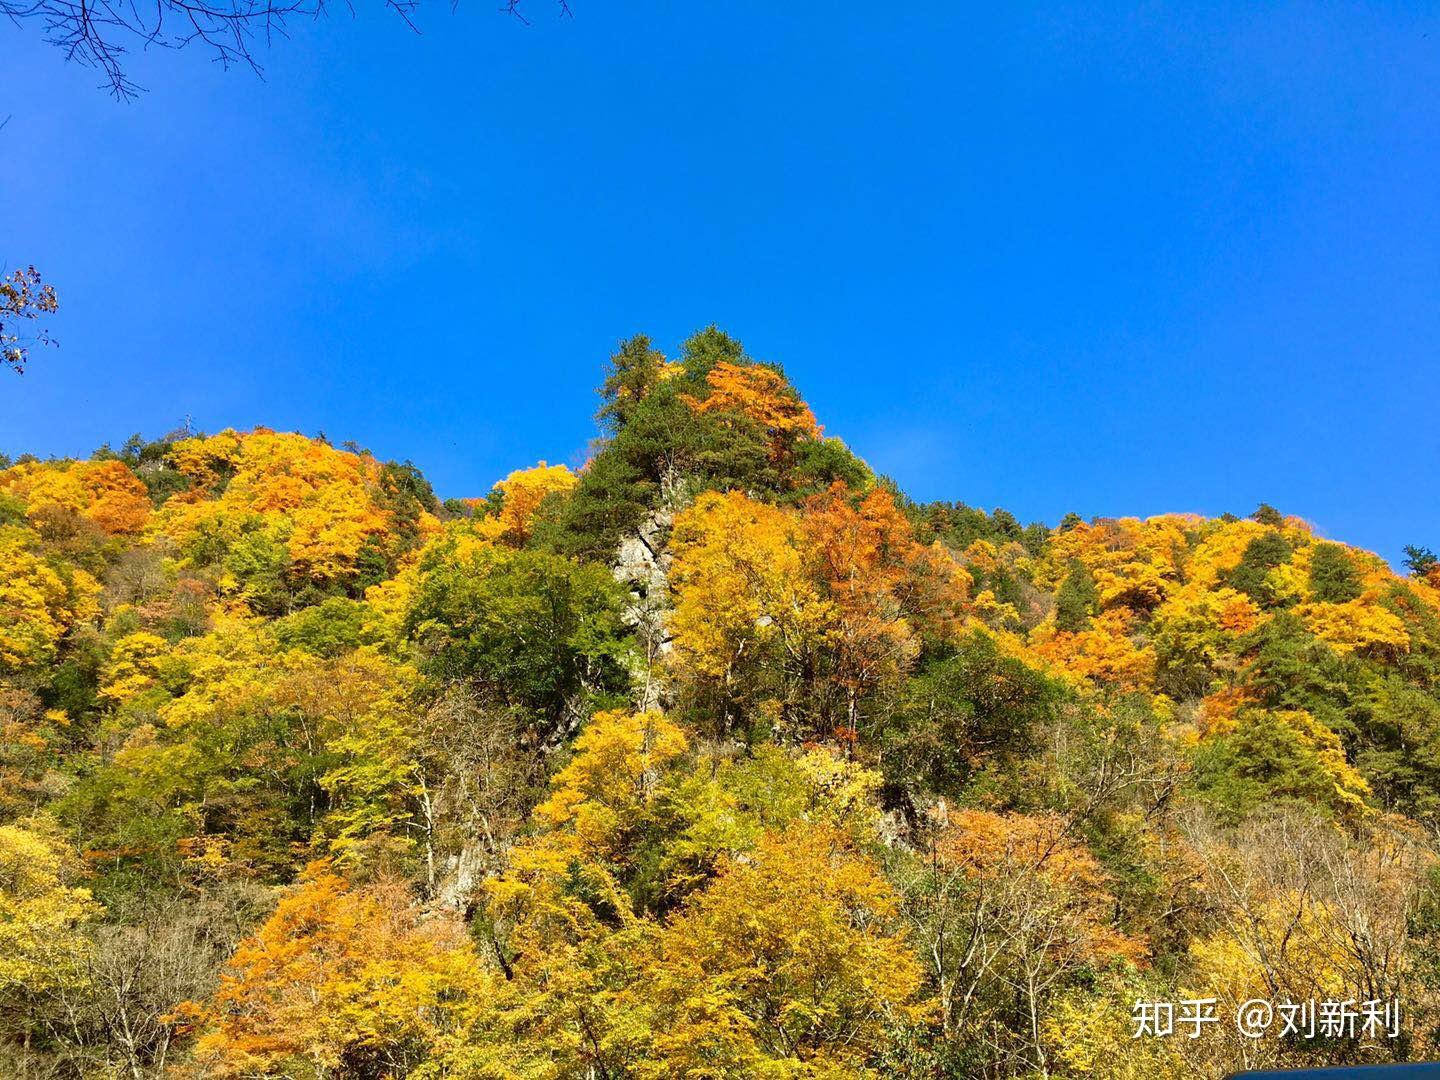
[614,505,674,712]
[431,505,677,915]
[432,491,682,915]
[433,839,488,913]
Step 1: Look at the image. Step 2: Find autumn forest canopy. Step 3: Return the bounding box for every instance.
[5,327,1440,1078]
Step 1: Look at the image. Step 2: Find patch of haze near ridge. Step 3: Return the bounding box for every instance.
[847,424,955,493]
[848,421,1053,524]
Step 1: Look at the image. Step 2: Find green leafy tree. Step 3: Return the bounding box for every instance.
[1189,707,1370,822]
[405,541,632,731]
[883,631,1063,798]
[676,323,745,381]
[1404,545,1438,579]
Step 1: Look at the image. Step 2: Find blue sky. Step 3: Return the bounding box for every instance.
[3,3,1437,564]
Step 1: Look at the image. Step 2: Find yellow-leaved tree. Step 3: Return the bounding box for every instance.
[468,708,925,1078]
[157,429,435,596]
[668,490,834,733]
[628,823,927,1077]
[0,821,101,1000]
[488,461,577,544]
[182,864,485,1079]
[0,527,100,673]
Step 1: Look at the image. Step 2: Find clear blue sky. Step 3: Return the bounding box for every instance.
[4,3,1438,564]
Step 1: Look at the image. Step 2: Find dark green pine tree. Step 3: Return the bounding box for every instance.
[1308,542,1362,603]
[1054,559,1099,632]
[597,334,668,433]
[1250,503,1285,527]
[1404,545,1438,578]
[1229,531,1293,607]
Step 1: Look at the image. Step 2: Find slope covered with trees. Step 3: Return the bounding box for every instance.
[3,327,1440,1078]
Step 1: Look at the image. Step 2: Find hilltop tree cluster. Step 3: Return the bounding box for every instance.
[4,327,1440,1078]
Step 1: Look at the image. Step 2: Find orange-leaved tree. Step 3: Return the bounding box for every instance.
[900,808,1144,1073]
[801,482,968,739]
[682,360,820,464]
[181,864,485,1078]
[0,459,152,537]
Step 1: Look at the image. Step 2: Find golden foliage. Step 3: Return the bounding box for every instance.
[1298,594,1410,656]
[0,821,101,996]
[633,824,926,1076]
[490,461,576,543]
[670,485,968,734]
[683,360,821,460]
[184,865,484,1077]
[157,429,410,585]
[0,527,100,671]
[1043,986,1184,1078]
[1031,607,1157,693]
[1038,516,1192,611]
[0,458,152,536]
[99,630,171,702]
[669,490,833,683]
[535,708,689,862]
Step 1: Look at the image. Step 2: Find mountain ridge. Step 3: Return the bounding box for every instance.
[2,326,1440,1077]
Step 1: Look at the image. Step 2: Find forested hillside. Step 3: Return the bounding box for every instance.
[4,327,1440,1078]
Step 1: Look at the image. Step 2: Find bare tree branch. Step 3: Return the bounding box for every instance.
[4,0,567,99]
[1,266,60,376]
